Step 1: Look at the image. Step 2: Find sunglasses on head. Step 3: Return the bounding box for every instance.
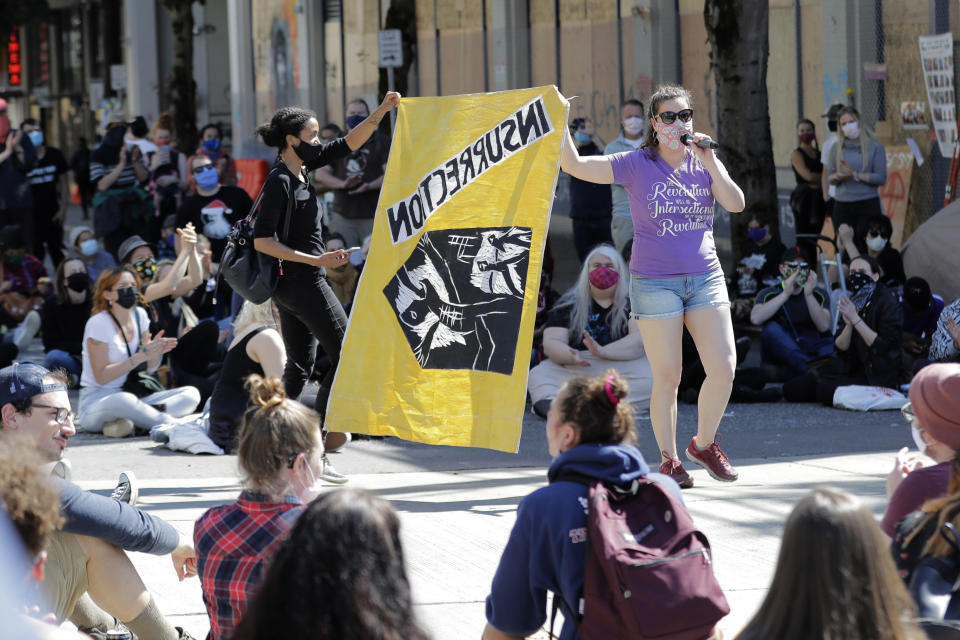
[784,261,809,270]
[655,109,694,125]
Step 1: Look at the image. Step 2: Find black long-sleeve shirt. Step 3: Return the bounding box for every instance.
[40,297,91,356]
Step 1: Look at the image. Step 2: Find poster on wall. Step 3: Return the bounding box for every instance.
[900,101,929,130]
[252,0,301,126]
[877,146,914,249]
[919,33,957,158]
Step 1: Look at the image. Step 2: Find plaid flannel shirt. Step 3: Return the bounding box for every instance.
[194,491,303,640]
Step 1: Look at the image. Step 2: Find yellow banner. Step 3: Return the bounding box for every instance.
[326,86,568,453]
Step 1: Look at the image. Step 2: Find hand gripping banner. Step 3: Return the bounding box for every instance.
[326,86,568,452]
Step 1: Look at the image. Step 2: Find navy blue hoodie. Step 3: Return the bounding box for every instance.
[485,443,681,639]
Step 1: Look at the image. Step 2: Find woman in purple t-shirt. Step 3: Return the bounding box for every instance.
[560,85,745,489]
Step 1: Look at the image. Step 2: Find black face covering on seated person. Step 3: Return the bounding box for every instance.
[66,272,90,293]
[292,139,325,163]
[115,287,139,309]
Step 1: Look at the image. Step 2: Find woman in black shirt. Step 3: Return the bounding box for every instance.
[253,96,399,479]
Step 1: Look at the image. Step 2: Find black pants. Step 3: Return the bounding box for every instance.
[571,217,614,263]
[34,210,65,267]
[832,197,882,233]
[273,266,347,420]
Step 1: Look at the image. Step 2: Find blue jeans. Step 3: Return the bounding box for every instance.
[760,322,834,378]
[42,350,82,378]
[629,269,730,320]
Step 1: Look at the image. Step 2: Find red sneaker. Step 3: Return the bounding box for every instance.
[685,435,738,482]
[659,456,694,489]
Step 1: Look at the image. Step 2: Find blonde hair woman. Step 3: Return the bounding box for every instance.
[528,244,652,418]
[825,106,887,251]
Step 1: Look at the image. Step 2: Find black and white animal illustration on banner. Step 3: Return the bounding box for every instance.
[384,226,532,374]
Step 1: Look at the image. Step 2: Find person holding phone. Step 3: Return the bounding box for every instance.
[253,93,400,482]
[559,84,745,489]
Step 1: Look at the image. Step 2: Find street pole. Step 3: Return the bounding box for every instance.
[387,66,396,130]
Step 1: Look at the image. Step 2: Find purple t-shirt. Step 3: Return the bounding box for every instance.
[881,460,951,537]
[610,148,718,278]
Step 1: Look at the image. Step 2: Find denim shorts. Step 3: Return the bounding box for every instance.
[630,268,730,320]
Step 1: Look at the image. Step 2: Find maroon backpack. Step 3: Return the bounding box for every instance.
[553,474,729,640]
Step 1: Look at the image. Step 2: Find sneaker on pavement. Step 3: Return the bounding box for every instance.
[102,418,134,439]
[111,470,139,506]
[685,435,738,482]
[659,456,694,489]
[320,454,349,484]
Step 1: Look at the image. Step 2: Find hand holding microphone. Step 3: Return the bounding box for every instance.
[680,133,719,149]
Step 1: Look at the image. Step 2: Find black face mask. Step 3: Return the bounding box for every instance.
[66,272,90,293]
[292,139,324,163]
[847,271,873,293]
[103,127,126,148]
[115,286,138,309]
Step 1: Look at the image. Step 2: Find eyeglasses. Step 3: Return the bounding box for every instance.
[655,109,694,125]
[31,403,75,425]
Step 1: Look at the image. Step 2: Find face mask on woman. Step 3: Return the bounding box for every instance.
[841,121,860,139]
[653,118,693,152]
[866,235,887,252]
[588,266,619,290]
[345,114,366,130]
[748,227,767,242]
[573,131,592,145]
[66,272,90,293]
[134,257,156,281]
[79,238,99,257]
[847,271,873,294]
[201,137,221,156]
[293,139,325,163]
[115,286,139,309]
[798,132,815,144]
[623,117,644,136]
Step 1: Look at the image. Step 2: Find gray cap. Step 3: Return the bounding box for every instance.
[69,225,94,248]
[117,235,152,264]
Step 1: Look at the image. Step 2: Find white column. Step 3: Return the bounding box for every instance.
[122,0,160,121]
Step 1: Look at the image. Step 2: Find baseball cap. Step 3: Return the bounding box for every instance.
[822,104,845,120]
[909,363,960,449]
[117,235,152,264]
[780,246,811,265]
[0,363,67,407]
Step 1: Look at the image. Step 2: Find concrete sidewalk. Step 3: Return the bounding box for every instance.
[74,450,893,639]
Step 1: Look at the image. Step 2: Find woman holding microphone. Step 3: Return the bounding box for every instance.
[560,84,745,488]
[253,93,399,482]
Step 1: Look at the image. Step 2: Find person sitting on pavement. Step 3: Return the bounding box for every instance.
[881,363,960,538]
[231,488,430,640]
[78,266,200,438]
[926,296,960,366]
[527,244,651,418]
[208,301,286,452]
[729,212,786,325]
[837,213,906,290]
[783,255,903,405]
[118,227,203,307]
[901,277,943,374]
[484,371,681,640]
[0,443,91,639]
[0,224,50,356]
[40,258,93,385]
[734,488,925,640]
[195,375,323,640]
[0,362,197,639]
[69,224,117,282]
[750,246,833,381]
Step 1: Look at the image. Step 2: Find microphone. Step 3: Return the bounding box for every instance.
[680,134,719,149]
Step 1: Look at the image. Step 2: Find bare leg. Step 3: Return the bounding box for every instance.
[635,315,685,461]
[684,305,737,446]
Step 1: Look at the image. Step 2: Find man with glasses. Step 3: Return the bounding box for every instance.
[750,246,833,382]
[881,362,960,537]
[0,362,198,639]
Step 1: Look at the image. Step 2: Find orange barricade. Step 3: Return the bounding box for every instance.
[235,158,270,201]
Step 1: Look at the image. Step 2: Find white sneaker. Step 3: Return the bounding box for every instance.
[102,418,134,439]
[12,310,41,352]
